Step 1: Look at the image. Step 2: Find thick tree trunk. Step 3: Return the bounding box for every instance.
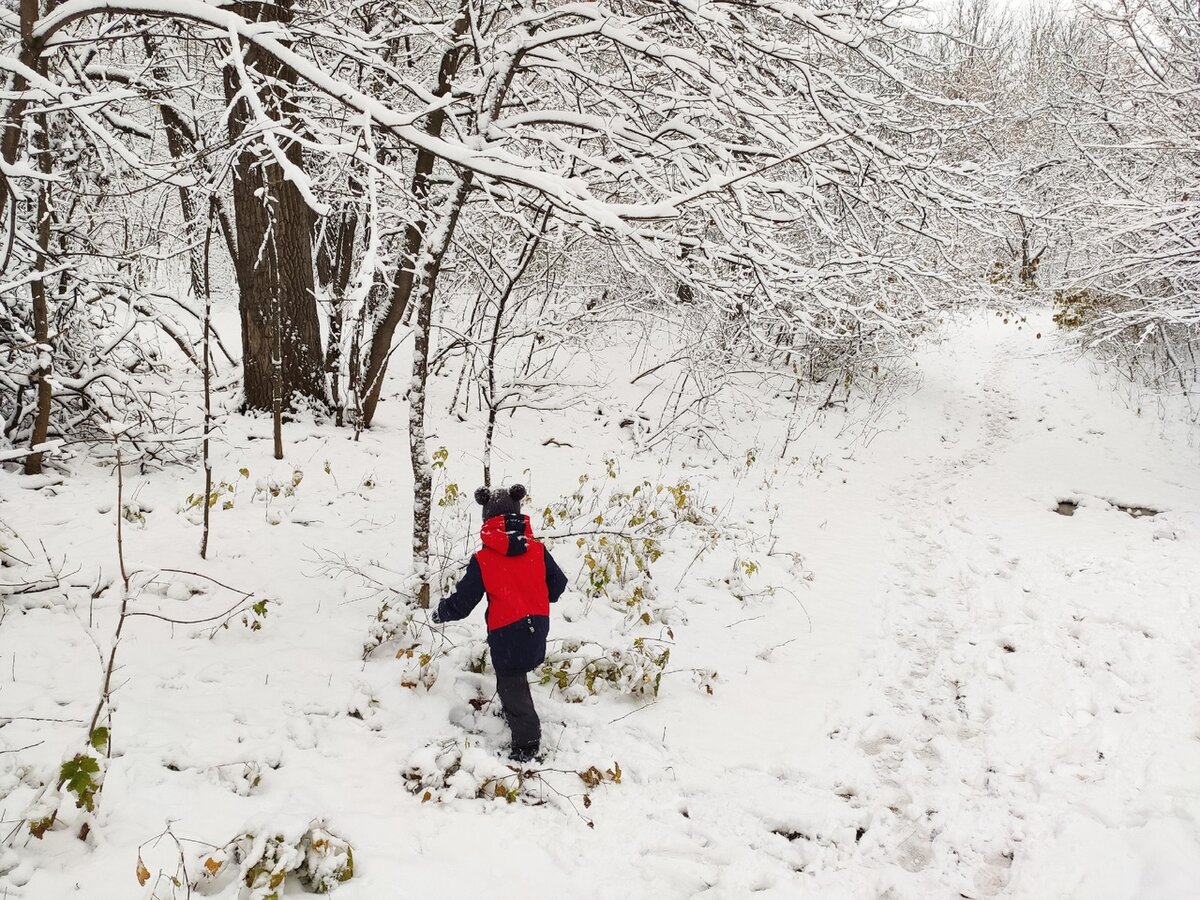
[224,0,327,413]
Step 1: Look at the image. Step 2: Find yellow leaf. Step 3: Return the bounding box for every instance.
[136,859,150,887]
[239,467,250,478]
[204,857,222,875]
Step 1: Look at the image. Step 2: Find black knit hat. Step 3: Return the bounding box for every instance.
[475,484,527,520]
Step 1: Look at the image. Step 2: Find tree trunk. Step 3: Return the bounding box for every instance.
[410,176,473,608]
[201,199,216,559]
[23,0,52,475]
[317,204,358,427]
[224,0,327,413]
[360,9,471,427]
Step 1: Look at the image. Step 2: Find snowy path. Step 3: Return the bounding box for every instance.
[1,311,1198,900]
[813,314,1200,898]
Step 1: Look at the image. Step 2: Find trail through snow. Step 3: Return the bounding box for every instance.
[813,314,1200,898]
[1,310,1197,900]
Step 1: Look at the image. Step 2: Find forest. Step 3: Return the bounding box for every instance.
[0,0,1197,897]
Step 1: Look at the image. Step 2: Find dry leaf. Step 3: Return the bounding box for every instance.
[136,859,150,887]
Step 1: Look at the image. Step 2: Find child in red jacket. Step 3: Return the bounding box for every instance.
[433,484,567,762]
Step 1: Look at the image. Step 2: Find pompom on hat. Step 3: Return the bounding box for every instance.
[475,484,527,520]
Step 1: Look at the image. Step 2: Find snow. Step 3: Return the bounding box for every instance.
[31,0,676,226]
[1,308,1198,898]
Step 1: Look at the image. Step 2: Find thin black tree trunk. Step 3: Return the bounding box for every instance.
[201,198,216,559]
[24,1,52,475]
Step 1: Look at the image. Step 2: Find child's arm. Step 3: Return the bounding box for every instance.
[432,557,485,623]
[544,549,568,603]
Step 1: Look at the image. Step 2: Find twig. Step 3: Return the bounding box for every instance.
[607,703,654,725]
[520,769,595,828]
[124,594,256,627]
[156,568,253,598]
[768,584,813,634]
[0,741,44,754]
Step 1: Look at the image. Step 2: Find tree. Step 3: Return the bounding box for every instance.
[4,0,984,592]
[1070,0,1200,346]
[223,0,328,417]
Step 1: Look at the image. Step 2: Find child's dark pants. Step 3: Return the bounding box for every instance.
[495,672,540,752]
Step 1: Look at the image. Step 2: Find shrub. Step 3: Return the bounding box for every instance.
[539,637,671,700]
[541,461,716,631]
[1052,288,1110,329]
[402,741,531,804]
[200,823,354,898]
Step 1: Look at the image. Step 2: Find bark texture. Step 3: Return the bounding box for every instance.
[224,0,327,412]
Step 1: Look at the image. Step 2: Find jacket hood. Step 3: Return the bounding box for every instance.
[481,513,535,556]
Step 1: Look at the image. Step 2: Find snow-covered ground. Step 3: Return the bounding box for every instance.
[1,309,1197,899]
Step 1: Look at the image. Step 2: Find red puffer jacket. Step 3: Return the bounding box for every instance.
[434,513,568,674]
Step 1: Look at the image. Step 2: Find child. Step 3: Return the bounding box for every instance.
[432,484,567,762]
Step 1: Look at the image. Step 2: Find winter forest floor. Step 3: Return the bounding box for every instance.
[1,308,1198,899]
